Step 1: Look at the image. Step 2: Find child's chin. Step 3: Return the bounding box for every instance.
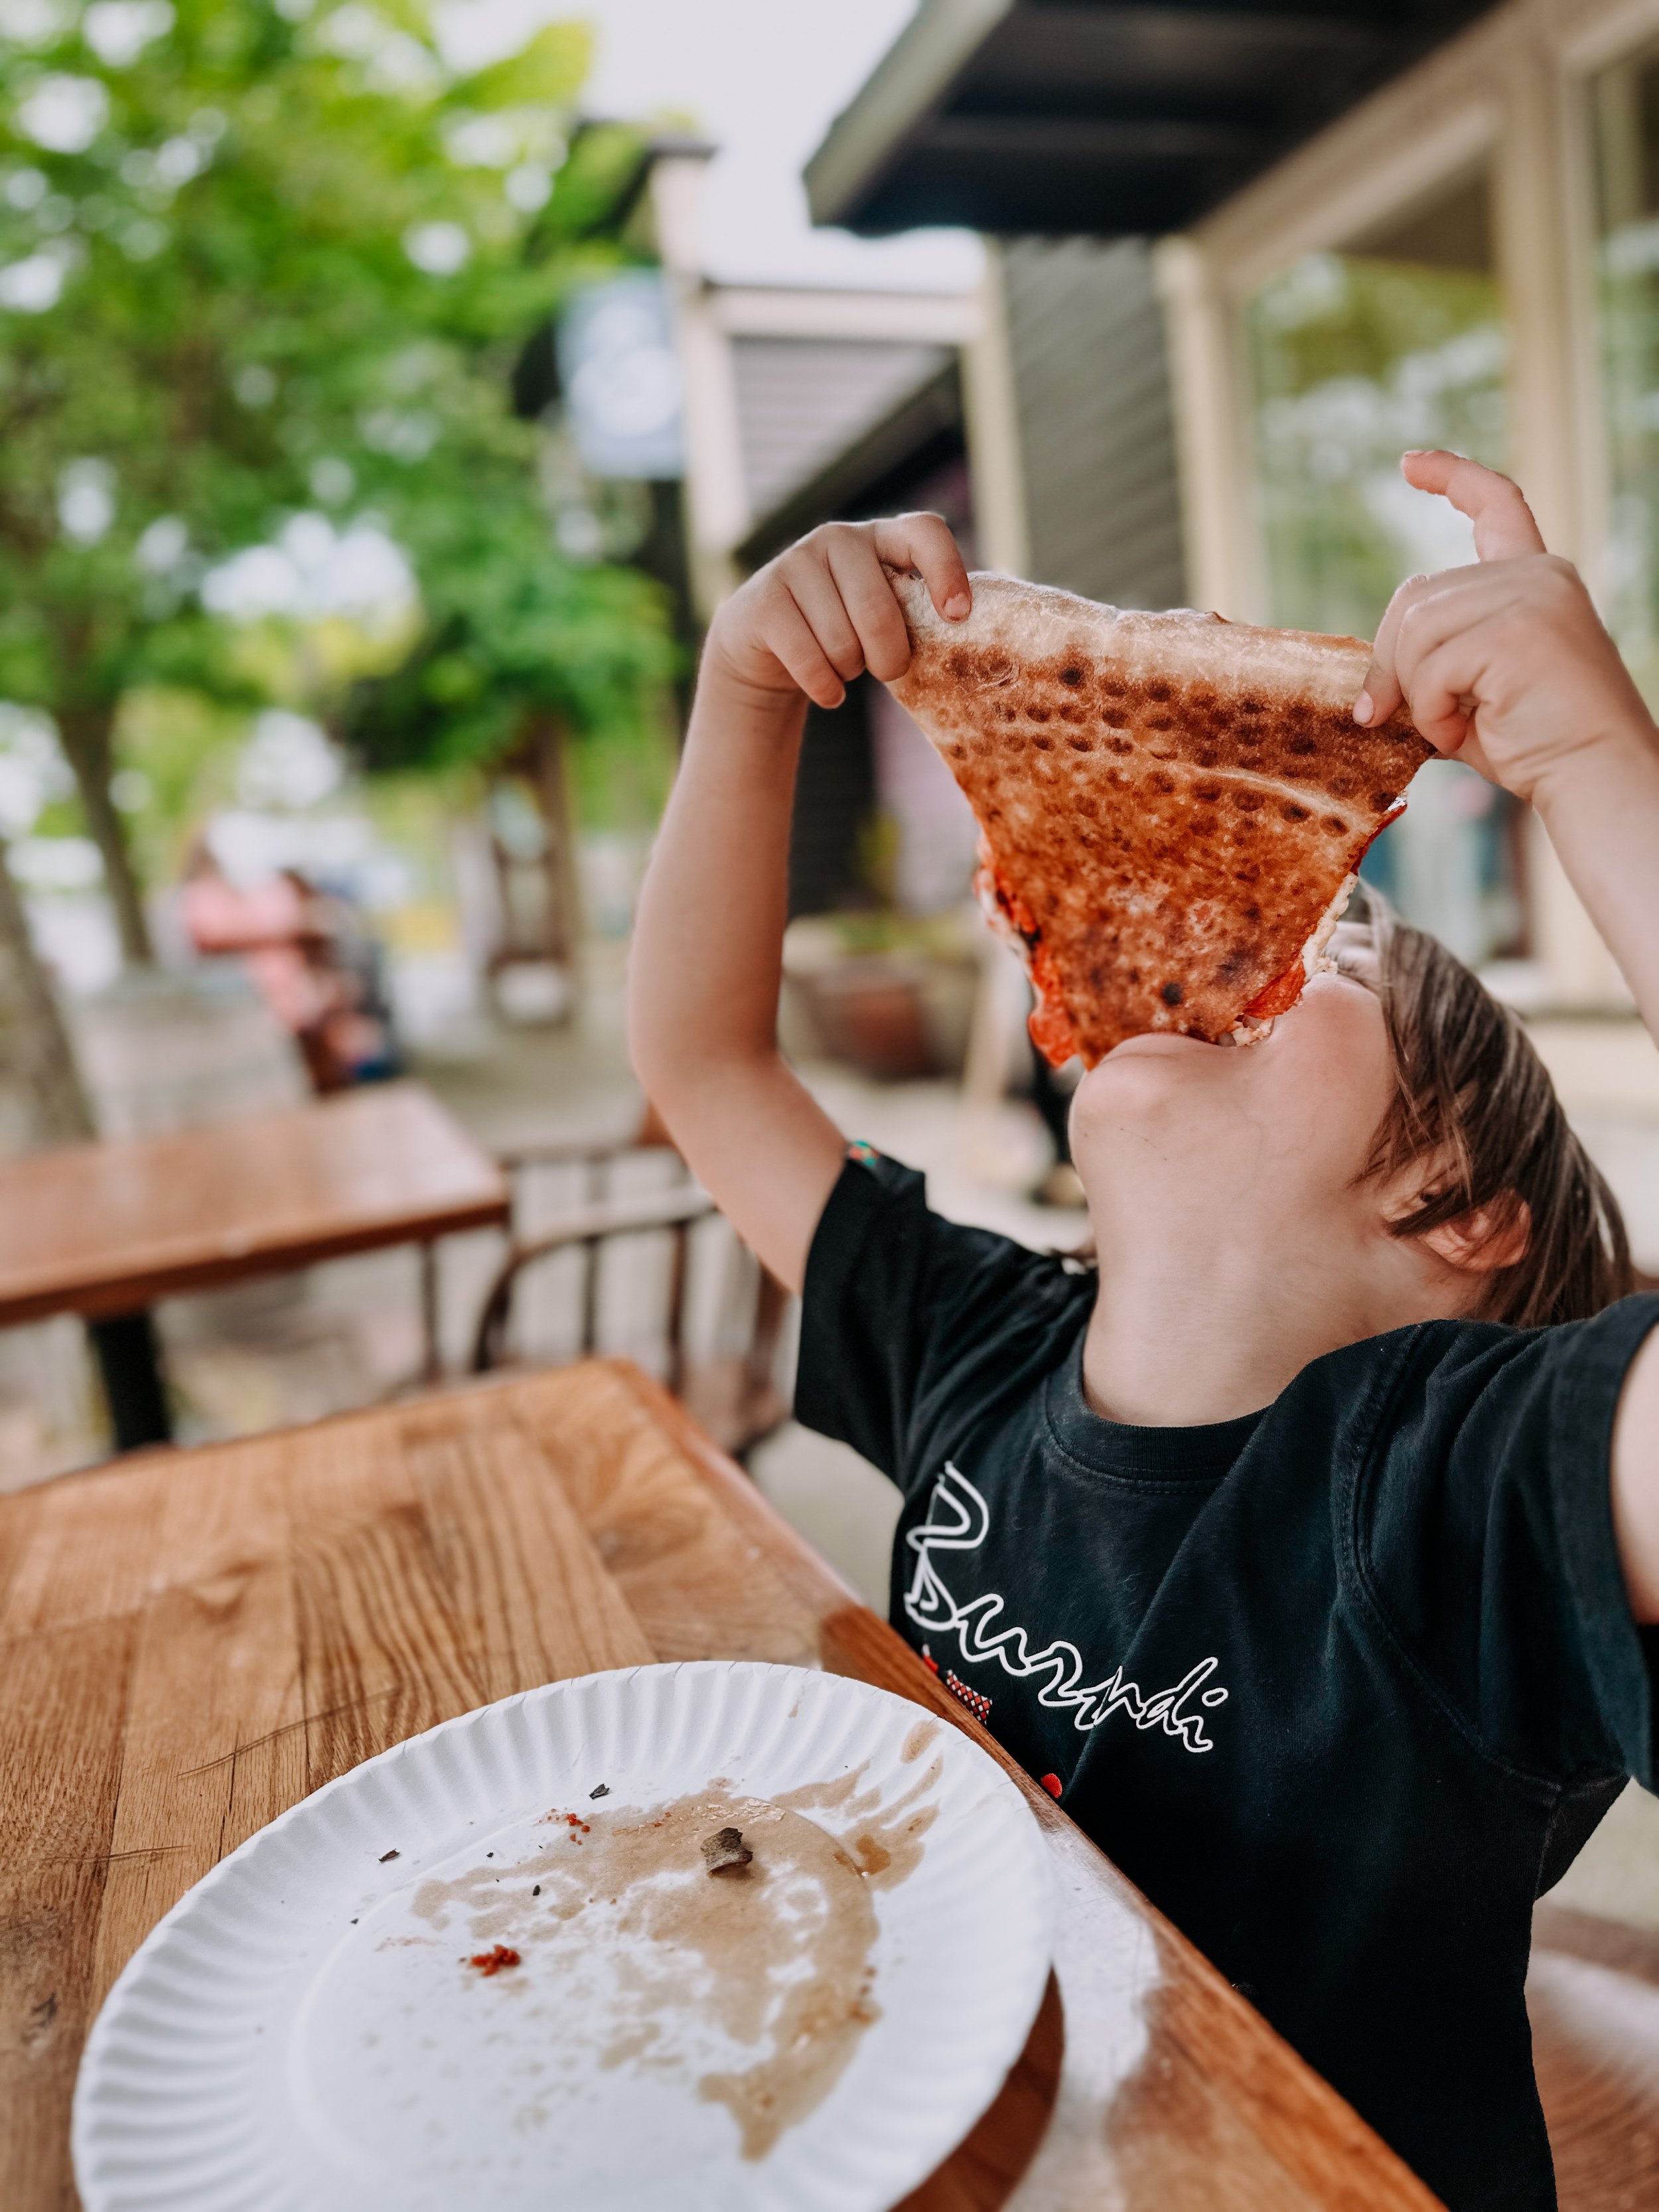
[1102,1030,1226,1063]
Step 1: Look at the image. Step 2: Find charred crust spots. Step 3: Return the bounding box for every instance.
[922,648,1417,1072]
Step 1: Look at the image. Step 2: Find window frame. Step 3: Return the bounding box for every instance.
[1158,0,1658,1003]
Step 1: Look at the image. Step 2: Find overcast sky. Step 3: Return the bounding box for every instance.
[435,0,983,292]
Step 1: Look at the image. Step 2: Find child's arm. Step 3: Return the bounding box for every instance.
[627,516,971,1295]
[1357,449,1659,1618]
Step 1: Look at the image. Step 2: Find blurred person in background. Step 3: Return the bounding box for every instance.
[180,840,398,1093]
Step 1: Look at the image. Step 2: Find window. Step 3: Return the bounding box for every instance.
[1244,173,1524,966]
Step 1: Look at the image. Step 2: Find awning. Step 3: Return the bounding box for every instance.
[806,1,1498,238]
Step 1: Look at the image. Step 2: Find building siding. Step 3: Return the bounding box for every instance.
[1001,237,1188,611]
[730,336,954,527]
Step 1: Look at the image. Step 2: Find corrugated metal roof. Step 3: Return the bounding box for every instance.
[731,336,955,522]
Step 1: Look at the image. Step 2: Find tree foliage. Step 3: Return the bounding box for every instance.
[0,0,674,956]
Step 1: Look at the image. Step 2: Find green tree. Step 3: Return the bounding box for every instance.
[0,0,668,967]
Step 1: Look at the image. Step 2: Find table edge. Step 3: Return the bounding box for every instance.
[0,1195,512,1325]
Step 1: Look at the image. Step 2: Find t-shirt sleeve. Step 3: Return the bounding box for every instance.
[794,1150,1086,1497]
[1361,1296,1659,1790]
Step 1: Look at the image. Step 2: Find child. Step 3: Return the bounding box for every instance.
[628,450,1659,2212]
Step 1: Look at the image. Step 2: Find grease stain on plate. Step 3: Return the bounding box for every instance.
[409,1787,892,2158]
[295,1763,942,2175]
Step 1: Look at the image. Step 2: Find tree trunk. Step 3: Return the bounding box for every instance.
[56,701,154,967]
[526,713,582,964]
[0,838,94,1143]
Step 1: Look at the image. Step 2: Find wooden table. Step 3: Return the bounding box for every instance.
[0,1082,509,1447]
[0,1359,1439,2211]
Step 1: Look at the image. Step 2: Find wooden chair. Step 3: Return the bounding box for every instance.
[470,1135,791,1458]
[1530,1902,1659,2209]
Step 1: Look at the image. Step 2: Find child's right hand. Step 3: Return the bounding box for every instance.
[703,514,972,713]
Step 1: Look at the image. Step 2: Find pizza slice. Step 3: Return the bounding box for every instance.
[887,571,1434,1066]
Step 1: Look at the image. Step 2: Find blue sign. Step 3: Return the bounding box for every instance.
[557,271,684,481]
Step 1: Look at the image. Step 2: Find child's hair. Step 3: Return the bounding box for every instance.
[1335,883,1632,1327]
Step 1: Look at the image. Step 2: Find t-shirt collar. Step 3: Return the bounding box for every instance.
[1044,1332,1267,1483]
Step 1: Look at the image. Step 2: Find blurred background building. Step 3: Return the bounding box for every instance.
[797,0,1639,1005]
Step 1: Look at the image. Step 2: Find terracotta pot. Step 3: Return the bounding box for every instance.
[796,960,936,1080]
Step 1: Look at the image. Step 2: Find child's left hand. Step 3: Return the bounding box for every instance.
[1354,450,1656,805]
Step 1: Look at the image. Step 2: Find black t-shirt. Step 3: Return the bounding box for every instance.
[796,1153,1659,2212]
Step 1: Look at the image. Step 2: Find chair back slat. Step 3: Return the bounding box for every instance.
[579,1233,601,1359]
[472,1138,787,1455]
[664,1220,691,1398]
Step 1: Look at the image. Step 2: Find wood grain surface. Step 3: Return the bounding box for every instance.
[0,1081,508,1324]
[0,1359,1443,2211]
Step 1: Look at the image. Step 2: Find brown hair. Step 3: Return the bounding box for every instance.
[1335,884,1632,1327]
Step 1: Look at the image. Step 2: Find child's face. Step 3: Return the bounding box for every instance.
[1068,970,1405,1260]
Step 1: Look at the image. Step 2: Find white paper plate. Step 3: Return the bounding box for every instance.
[74,1660,1052,2212]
